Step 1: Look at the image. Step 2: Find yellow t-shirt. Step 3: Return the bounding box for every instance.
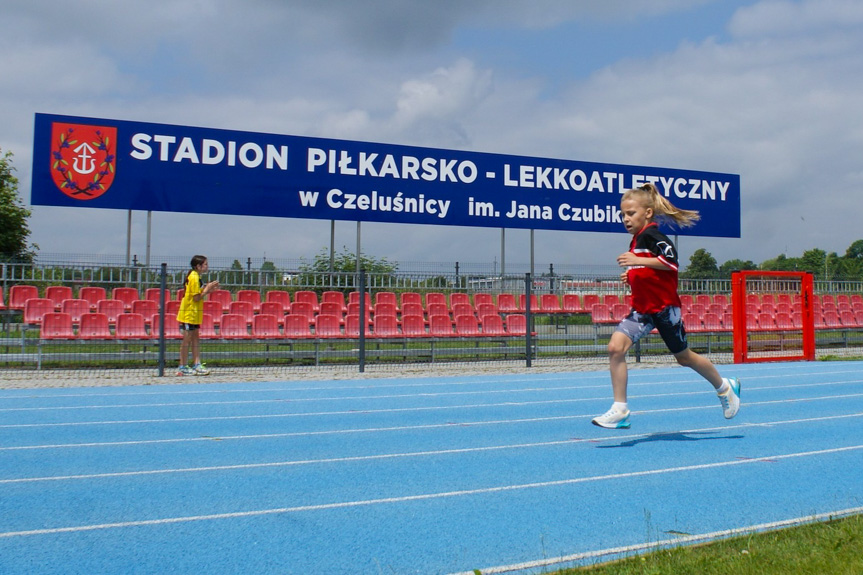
[177,270,204,325]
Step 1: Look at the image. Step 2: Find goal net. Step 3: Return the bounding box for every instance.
[731,271,816,363]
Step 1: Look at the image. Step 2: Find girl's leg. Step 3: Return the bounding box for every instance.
[672,348,722,389]
[179,330,191,366]
[189,331,201,366]
[608,331,634,403]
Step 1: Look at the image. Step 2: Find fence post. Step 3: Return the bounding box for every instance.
[525,272,532,368]
[358,268,366,373]
[158,263,167,376]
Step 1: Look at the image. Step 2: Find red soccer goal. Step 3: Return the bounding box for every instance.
[731,271,816,363]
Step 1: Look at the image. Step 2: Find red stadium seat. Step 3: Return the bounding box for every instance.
[321,291,347,313]
[348,291,372,309]
[497,294,519,314]
[293,291,320,314]
[449,292,470,309]
[318,302,344,324]
[454,314,481,337]
[428,314,454,337]
[451,303,474,320]
[111,287,140,312]
[683,312,704,333]
[229,301,255,325]
[96,299,126,325]
[425,302,448,319]
[60,299,91,324]
[473,293,495,308]
[115,313,150,339]
[399,292,423,309]
[24,298,55,325]
[374,291,399,313]
[237,290,263,313]
[266,290,291,308]
[540,294,562,313]
[260,301,286,325]
[518,294,539,312]
[400,314,426,337]
[425,292,447,309]
[475,303,498,322]
[401,302,426,322]
[590,303,615,325]
[314,314,343,338]
[219,314,251,339]
[79,286,107,311]
[283,314,313,338]
[200,314,218,339]
[481,314,506,336]
[9,285,39,311]
[505,314,527,336]
[132,299,159,323]
[202,300,224,324]
[290,301,316,324]
[252,314,282,338]
[40,312,75,339]
[372,314,400,338]
[207,289,233,313]
[561,294,584,313]
[45,286,73,310]
[373,302,398,319]
[344,314,370,338]
[145,288,171,304]
[78,313,112,340]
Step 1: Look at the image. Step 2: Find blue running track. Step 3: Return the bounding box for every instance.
[1,361,862,574]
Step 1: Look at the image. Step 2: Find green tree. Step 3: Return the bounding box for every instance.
[800,248,827,276]
[682,248,718,278]
[719,258,757,277]
[761,253,800,272]
[845,239,863,261]
[0,149,36,262]
[295,247,397,292]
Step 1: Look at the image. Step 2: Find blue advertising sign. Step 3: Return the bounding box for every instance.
[32,113,740,237]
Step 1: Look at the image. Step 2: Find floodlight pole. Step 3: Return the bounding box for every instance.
[145,211,152,267]
[125,210,132,266]
[500,228,506,283]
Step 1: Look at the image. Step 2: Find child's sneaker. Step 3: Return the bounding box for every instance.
[718,377,741,419]
[591,406,631,429]
[192,363,210,376]
[176,365,195,376]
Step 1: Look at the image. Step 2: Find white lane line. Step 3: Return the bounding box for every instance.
[2,391,863,430]
[2,378,860,413]
[3,412,862,483]
[1,444,861,539]
[447,505,863,575]
[1,364,856,404]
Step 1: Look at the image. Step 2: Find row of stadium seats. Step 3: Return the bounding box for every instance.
[3,284,628,315]
[36,311,530,340]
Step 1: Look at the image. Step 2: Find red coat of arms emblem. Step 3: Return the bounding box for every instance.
[50,122,117,200]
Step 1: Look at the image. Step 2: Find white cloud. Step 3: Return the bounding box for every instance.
[5,0,863,269]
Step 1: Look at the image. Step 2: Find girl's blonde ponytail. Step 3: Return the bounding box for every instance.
[624,183,700,228]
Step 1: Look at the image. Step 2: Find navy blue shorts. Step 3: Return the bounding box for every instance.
[614,305,688,354]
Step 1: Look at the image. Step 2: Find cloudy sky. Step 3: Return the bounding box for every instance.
[3,0,862,271]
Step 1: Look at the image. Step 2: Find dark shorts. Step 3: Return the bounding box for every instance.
[614,305,688,354]
[178,322,200,332]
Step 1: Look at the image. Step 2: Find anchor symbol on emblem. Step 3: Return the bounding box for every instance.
[72,142,97,175]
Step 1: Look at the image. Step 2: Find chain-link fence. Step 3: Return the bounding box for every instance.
[2,257,863,376]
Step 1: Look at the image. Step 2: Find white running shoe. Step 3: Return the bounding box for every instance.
[591,406,631,429]
[176,365,195,376]
[718,377,741,419]
[192,363,210,376]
